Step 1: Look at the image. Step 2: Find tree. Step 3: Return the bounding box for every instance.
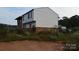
[59,15,79,28]
[58,15,79,32]
[69,15,79,27]
[58,16,70,28]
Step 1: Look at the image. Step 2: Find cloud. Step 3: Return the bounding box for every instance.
[0,7,33,25]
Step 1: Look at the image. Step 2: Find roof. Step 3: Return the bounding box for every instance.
[15,7,59,20]
[15,9,34,20]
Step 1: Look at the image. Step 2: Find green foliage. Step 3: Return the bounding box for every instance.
[59,15,79,32]
[0,27,7,39]
[70,31,79,43]
[48,35,58,41]
[57,32,65,40]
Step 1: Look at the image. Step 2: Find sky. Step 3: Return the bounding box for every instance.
[0,7,33,25]
[51,7,79,18]
[0,7,79,25]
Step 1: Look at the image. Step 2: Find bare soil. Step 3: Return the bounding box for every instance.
[0,40,64,51]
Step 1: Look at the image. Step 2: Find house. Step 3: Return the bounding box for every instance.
[15,7,59,32]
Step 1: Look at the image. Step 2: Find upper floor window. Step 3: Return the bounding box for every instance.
[22,16,24,21]
[31,11,33,18]
[28,11,33,19]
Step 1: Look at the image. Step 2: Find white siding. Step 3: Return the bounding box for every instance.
[21,10,36,28]
[34,7,59,28]
[22,11,34,24]
[25,24,30,28]
[22,14,33,23]
[25,23,36,28]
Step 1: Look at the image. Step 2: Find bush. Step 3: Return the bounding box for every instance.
[70,31,79,43]
[63,31,79,50]
[0,27,7,39]
[57,32,65,40]
[48,35,58,41]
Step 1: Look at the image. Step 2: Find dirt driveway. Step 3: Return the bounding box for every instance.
[0,40,64,51]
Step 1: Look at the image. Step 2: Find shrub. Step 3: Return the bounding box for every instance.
[48,35,58,41]
[70,31,79,43]
[58,32,64,39]
[0,27,7,39]
[63,31,79,50]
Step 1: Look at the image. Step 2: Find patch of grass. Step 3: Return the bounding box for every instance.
[48,35,58,41]
[0,28,79,46]
[70,31,79,44]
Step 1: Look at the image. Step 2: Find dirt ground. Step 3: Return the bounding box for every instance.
[0,40,64,51]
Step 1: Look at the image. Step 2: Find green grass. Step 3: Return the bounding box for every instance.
[0,27,79,45]
[0,28,79,50]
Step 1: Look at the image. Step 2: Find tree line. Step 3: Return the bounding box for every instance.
[58,15,79,32]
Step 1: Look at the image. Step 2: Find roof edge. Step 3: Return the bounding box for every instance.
[15,9,34,20]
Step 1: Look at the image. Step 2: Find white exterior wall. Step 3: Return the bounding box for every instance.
[22,13,33,23]
[22,11,36,28]
[25,24,30,28]
[25,23,36,28]
[34,7,59,28]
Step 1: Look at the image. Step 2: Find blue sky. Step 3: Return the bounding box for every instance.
[0,7,79,25]
[0,7,33,25]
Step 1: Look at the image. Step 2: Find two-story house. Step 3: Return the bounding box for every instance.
[15,7,59,31]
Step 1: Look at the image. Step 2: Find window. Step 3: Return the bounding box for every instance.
[28,11,33,19]
[30,11,32,18]
[22,17,24,21]
[28,13,30,19]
